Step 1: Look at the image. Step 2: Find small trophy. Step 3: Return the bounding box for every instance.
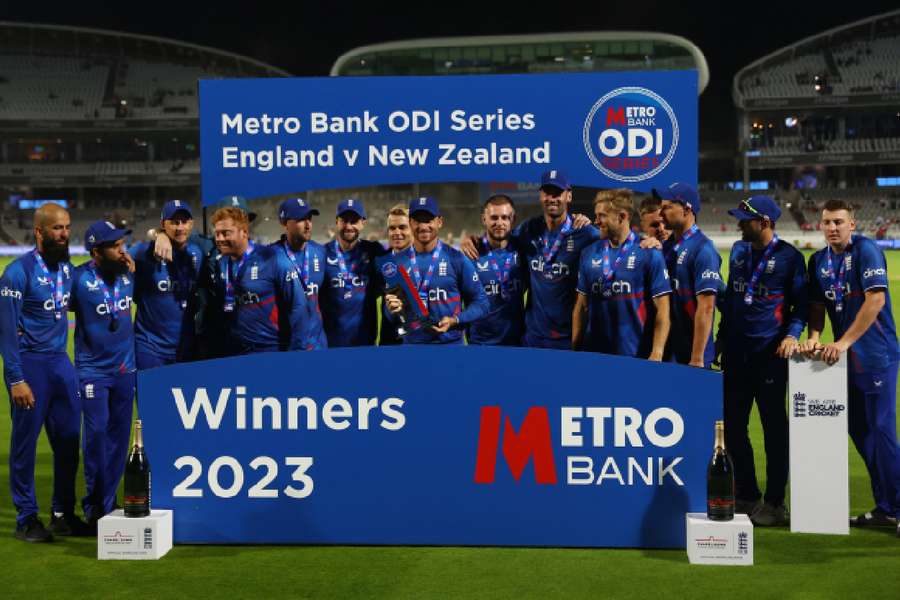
[377,257,436,336]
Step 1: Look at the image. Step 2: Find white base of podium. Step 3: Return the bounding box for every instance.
[97,509,173,560]
[686,513,754,566]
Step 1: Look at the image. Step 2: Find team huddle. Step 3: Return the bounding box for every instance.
[2,168,899,541]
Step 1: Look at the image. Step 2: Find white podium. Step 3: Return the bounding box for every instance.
[686,513,754,566]
[789,355,849,535]
[97,509,173,560]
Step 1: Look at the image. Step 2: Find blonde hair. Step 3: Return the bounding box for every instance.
[594,189,634,218]
[388,204,408,218]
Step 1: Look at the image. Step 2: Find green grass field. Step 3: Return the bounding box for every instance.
[1,250,899,599]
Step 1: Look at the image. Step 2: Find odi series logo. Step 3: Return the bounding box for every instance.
[583,87,679,183]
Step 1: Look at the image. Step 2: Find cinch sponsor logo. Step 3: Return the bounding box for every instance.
[701,270,721,281]
[43,293,70,311]
[582,86,679,183]
[732,277,770,298]
[237,291,260,305]
[483,279,523,298]
[530,258,569,278]
[474,406,685,487]
[427,287,449,302]
[591,280,632,296]
[306,282,320,297]
[1,286,22,300]
[157,279,195,293]
[864,267,886,278]
[824,282,852,302]
[330,275,366,288]
[96,296,133,316]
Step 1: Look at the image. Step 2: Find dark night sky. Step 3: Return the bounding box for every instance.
[5,1,900,144]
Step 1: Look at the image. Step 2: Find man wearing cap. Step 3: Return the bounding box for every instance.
[717,196,807,526]
[70,221,137,528]
[213,206,314,354]
[462,170,599,349]
[153,195,256,359]
[129,200,205,368]
[467,194,528,346]
[654,182,723,367]
[321,199,386,347]
[0,203,88,542]
[272,198,327,349]
[572,189,671,359]
[384,197,489,344]
[801,199,900,534]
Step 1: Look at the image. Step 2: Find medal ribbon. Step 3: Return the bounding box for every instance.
[223,243,254,309]
[540,214,573,268]
[407,241,442,294]
[88,260,121,324]
[601,230,637,285]
[743,235,779,305]
[33,249,65,317]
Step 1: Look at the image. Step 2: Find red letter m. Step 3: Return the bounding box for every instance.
[606,107,625,126]
[474,406,557,484]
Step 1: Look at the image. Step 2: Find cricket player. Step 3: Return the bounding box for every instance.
[638,196,671,243]
[802,199,900,533]
[572,189,671,359]
[130,200,205,368]
[655,182,723,367]
[71,221,137,525]
[718,196,807,526]
[378,204,413,346]
[0,203,88,542]
[468,194,528,346]
[213,207,314,354]
[321,199,386,347]
[384,196,488,344]
[273,198,327,349]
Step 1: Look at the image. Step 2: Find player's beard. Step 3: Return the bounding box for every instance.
[41,237,70,265]
[340,228,359,245]
[98,256,128,278]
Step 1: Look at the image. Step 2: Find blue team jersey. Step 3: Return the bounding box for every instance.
[720,239,808,355]
[272,238,327,349]
[70,264,135,380]
[662,227,722,365]
[321,239,386,347]
[130,241,205,361]
[218,244,314,354]
[513,216,601,343]
[577,239,670,357]
[467,239,528,346]
[385,242,489,344]
[0,251,74,383]
[808,234,900,372]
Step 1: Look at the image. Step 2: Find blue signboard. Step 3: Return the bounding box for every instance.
[199,71,698,202]
[138,346,721,547]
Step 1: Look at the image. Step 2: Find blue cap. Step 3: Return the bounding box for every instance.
[85,220,132,253]
[214,195,256,222]
[652,182,701,214]
[540,169,571,191]
[408,196,441,219]
[336,198,366,219]
[279,197,319,222]
[161,199,192,221]
[728,195,781,223]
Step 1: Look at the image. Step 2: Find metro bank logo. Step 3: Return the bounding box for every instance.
[474,405,686,487]
[582,87,679,183]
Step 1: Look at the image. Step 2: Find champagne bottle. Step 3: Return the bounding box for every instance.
[124,420,151,518]
[706,420,735,521]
